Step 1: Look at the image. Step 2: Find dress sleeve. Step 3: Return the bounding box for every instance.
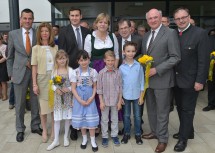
[93,69,98,82]
[0,45,7,59]
[70,69,77,83]
[84,34,92,57]
[31,46,38,65]
[112,33,119,59]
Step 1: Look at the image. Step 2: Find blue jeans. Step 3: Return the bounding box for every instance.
[123,98,141,135]
[9,82,15,105]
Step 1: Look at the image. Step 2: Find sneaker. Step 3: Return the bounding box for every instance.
[102,138,108,147]
[112,137,120,146]
[135,135,143,145]
[121,135,130,144]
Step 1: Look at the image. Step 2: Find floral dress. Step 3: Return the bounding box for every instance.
[71,67,99,129]
[53,69,73,121]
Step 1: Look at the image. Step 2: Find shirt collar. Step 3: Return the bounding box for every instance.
[22,27,33,35]
[123,60,138,66]
[151,24,162,33]
[178,23,191,32]
[72,25,81,31]
[104,66,116,72]
[122,35,131,42]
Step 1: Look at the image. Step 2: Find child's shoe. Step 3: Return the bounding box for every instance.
[47,141,60,151]
[64,137,70,147]
[102,138,108,147]
[112,137,120,146]
[135,135,143,145]
[121,134,130,144]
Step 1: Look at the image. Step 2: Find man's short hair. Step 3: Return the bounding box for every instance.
[68,7,82,15]
[21,8,34,18]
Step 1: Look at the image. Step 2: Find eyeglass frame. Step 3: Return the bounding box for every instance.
[174,15,189,22]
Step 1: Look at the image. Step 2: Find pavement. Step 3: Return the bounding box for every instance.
[0,89,215,153]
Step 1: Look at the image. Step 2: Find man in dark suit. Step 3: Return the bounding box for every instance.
[141,9,181,153]
[7,8,41,142]
[117,18,142,65]
[173,7,210,152]
[58,8,90,141]
[58,8,90,69]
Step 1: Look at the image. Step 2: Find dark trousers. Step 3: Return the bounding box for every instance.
[207,80,215,106]
[9,82,15,105]
[174,86,198,141]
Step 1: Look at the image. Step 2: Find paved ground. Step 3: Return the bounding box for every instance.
[0,89,215,153]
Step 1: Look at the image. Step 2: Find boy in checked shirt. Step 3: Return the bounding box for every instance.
[97,50,122,147]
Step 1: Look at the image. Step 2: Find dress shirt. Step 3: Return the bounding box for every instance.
[84,31,119,59]
[71,25,83,44]
[147,24,162,49]
[119,60,144,100]
[22,28,33,50]
[122,35,131,51]
[97,66,122,106]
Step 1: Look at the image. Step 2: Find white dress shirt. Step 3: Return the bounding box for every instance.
[147,24,162,49]
[22,28,33,50]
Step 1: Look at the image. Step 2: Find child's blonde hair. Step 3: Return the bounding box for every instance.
[52,50,69,75]
[104,50,115,59]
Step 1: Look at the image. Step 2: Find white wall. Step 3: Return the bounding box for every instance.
[0,0,51,23]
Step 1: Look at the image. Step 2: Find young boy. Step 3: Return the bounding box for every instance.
[119,41,144,145]
[97,50,122,147]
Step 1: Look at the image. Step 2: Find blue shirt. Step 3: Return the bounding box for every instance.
[119,60,144,100]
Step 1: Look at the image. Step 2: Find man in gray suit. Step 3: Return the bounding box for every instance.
[141,9,180,153]
[7,8,41,142]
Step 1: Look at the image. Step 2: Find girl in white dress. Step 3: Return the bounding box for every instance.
[47,50,73,151]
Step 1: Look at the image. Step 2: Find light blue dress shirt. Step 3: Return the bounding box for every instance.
[119,60,144,100]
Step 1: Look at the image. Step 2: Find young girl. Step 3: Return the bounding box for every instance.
[71,50,99,152]
[47,50,73,151]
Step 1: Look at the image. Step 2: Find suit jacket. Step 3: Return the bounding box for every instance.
[7,28,36,84]
[58,25,90,69]
[118,34,142,66]
[175,25,210,88]
[141,25,181,89]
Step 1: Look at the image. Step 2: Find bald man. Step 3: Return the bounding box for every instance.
[141,8,180,153]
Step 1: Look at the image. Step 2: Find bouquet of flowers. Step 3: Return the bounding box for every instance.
[49,75,66,107]
[208,51,215,81]
[138,55,154,100]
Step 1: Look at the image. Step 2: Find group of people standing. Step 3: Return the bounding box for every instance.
[4,5,212,153]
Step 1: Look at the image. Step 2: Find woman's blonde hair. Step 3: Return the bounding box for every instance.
[94,13,110,27]
[36,22,55,47]
[52,50,69,75]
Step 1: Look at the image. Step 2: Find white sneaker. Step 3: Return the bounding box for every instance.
[64,137,70,147]
[46,141,60,151]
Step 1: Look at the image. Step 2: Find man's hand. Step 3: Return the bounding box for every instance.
[100,102,105,111]
[149,68,157,77]
[194,82,204,91]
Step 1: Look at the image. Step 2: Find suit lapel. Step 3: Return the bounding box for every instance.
[143,32,150,55]
[17,29,26,51]
[148,25,165,55]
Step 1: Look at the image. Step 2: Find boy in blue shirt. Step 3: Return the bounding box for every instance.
[119,41,144,145]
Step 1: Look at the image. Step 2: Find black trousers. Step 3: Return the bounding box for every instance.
[207,80,215,106]
[174,86,199,141]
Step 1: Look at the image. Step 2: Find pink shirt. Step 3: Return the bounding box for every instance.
[97,67,122,106]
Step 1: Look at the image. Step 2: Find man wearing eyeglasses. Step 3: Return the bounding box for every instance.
[173,7,210,152]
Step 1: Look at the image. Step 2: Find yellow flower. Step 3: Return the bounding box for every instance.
[55,75,62,83]
[211,51,215,58]
[138,55,153,65]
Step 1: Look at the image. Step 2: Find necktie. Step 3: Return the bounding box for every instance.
[147,30,155,53]
[76,28,82,50]
[25,31,31,54]
[179,31,183,36]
